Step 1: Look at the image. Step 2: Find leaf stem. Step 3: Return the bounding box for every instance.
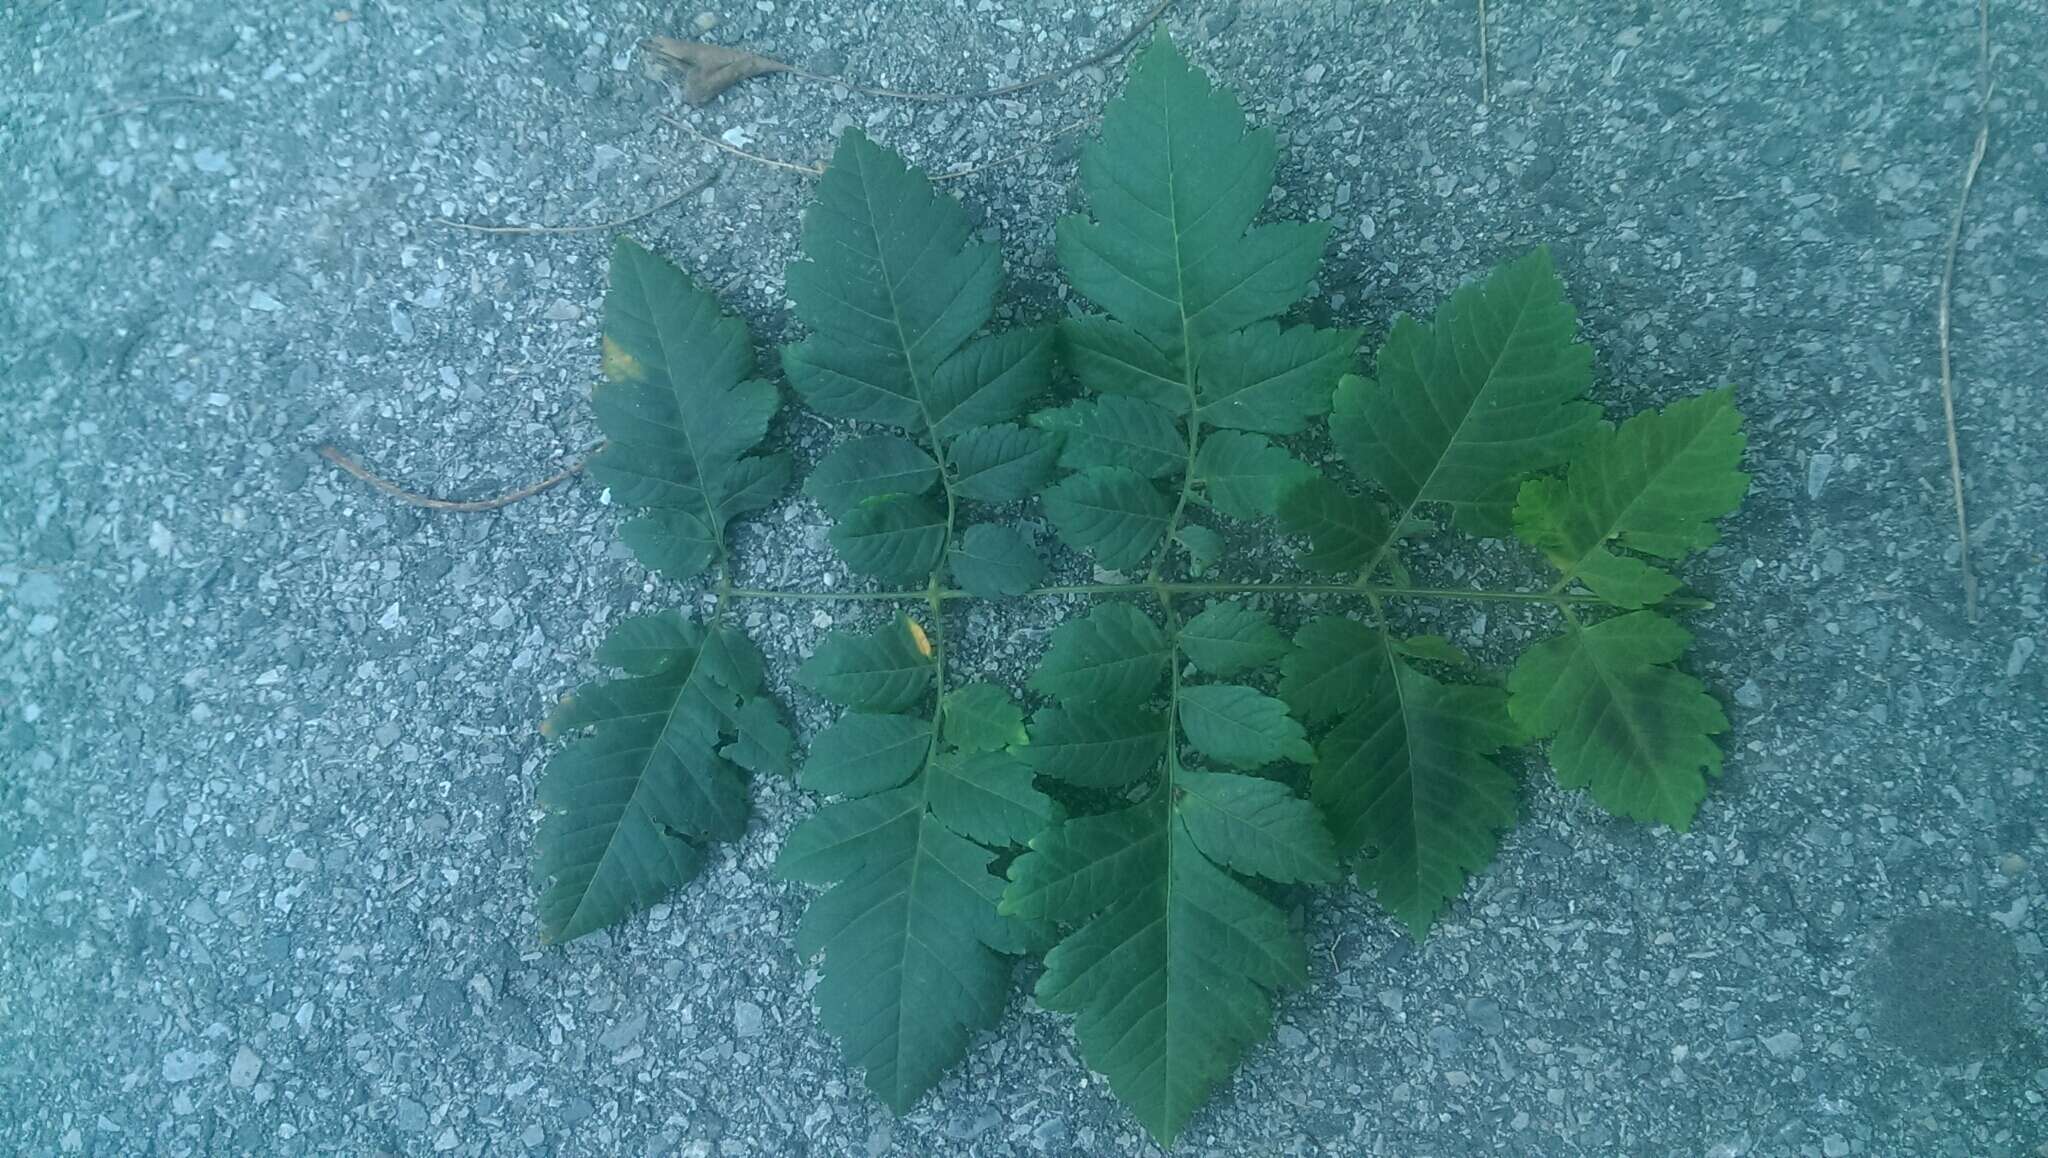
[721,581,1713,610]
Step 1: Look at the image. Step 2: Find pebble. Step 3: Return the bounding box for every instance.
[1762,1030,1801,1058]
[599,1010,648,1051]
[228,1045,262,1090]
[734,1000,764,1038]
[1465,997,1505,1035]
[1734,679,1764,708]
[1806,452,1834,500]
[161,1048,214,1083]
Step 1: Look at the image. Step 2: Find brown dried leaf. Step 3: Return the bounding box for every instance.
[644,36,792,105]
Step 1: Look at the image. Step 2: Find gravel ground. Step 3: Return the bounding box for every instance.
[4,1,2046,1155]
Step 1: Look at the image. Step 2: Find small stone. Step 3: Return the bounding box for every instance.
[1276,1024,1307,1049]
[1823,1135,1850,1158]
[1806,452,1834,500]
[395,1097,429,1133]
[1466,997,1504,1035]
[433,1126,459,1151]
[161,1048,215,1083]
[249,288,284,312]
[1734,679,1764,709]
[2007,637,2036,678]
[228,1045,262,1090]
[193,147,230,173]
[545,299,583,321]
[599,1010,648,1051]
[734,1000,763,1038]
[143,781,169,818]
[560,1096,594,1125]
[1761,1030,1801,1058]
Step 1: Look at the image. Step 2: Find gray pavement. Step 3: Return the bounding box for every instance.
[3,1,2044,1155]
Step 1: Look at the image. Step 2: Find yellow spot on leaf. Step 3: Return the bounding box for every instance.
[907,618,931,658]
[601,336,645,382]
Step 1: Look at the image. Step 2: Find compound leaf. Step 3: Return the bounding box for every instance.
[829,494,947,582]
[1330,247,1601,537]
[1194,430,1315,521]
[1027,602,1170,706]
[1177,601,1288,677]
[535,614,785,941]
[1178,684,1313,768]
[1041,465,1173,572]
[805,436,940,517]
[780,635,1045,1112]
[949,423,1061,503]
[797,617,934,713]
[783,130,1000,429]
[1034,393,1187,479]
[948,524,1043,597]
[590,238,790,580]
[1507,611,1728,830]
[1514,387,1750,609]
[1280,616,1519,938]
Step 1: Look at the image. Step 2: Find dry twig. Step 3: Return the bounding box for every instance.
[319,441,604,513]
[1936,0,1994,622]
[666,114,1091,183]
[1477,0,1492,105]
[430,169,723,235]
[649,0,1173,107]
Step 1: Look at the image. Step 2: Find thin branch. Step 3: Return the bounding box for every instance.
[87,92,223,121]
[723,581,1715,610]
[664,115,1092,183]
[319,441,604,513]
[429,169,723,235]
[663,116,825,176]
[1937,0,1994,622]
[1477,0,1492,106]
[793,0,1175,105]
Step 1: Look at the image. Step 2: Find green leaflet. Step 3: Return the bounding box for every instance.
[1027,601,1170,705]
[830,495,947,582]
[535,613,789,942]
[796,617,935,713]
[1195,321,1360,435]
[778,622,1056,1112]
[1033,394,1186,479]
[1178,601,1289,677]
[804,436,939,518]
[1278,476,1391,573]
[1041,466,1173,572]
[1194,430,1315,521]
[1178,684,1314,768]
[948,423,1060,503]
[1514,387,1750,609]
[1280,616,1518,938]
[943,682,1029,752]
[1507,611,1729,830]
[1004,603,1335,1144]
[1329,246,1602,540]
[948,524,1043,597]
[589,238,792,581]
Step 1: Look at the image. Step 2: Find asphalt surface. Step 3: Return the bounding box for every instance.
[3,2,2045,1155]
